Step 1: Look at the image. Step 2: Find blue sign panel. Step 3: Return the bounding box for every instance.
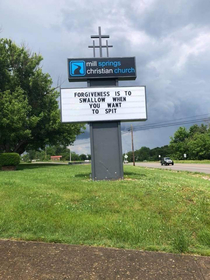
[68,57,136,82]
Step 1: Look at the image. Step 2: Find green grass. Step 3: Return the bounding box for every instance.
[174,160,210,164]
[0,164,210,255]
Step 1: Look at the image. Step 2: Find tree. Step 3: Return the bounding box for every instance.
[187,133,210,160]
[169,124,210,160]
[71,152,80,161]
[45,145,71,161]
[79,154,87,161]
[135,146,150,161]
[189,124,208,137]
[150,145,172,160]
[169,127,189,159]
[0,39,84,154]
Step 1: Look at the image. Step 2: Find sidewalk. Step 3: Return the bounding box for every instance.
[0,239,209,279]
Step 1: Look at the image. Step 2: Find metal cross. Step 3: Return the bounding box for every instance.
[88,26,113,58]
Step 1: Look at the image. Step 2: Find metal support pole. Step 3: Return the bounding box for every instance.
[98,26,102,57]
[89,78,123,180]
[106,40,109,57]
[93,41,95,58]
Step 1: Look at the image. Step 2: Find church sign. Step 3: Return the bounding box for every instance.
[68,57,136,82]
[61,86,147,123]
[61,26,148,181]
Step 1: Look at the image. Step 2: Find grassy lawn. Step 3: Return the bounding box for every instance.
[174,160,210,164]
[0,164,209,255]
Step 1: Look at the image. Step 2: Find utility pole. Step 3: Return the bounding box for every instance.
[131,124,135,166]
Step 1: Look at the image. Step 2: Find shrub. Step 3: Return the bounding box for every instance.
[0,153,20,167]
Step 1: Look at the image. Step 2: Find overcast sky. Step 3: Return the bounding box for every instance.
[1,0,210,155]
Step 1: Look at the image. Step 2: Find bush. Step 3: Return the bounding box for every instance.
[0,153,20,167]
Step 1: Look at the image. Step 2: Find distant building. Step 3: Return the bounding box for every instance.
[51,156,62,161]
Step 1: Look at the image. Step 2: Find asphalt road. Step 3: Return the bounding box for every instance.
[130,162,210,174]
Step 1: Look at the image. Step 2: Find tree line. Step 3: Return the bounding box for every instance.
[22,145,91,162]
[126,124,210,161]
[125,145,171,162]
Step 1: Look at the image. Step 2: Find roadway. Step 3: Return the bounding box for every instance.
[129,162,210,174]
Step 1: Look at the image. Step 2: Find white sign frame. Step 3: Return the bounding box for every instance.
[61,86,147,123]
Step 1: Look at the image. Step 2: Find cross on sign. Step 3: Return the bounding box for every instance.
[88,26,113,58]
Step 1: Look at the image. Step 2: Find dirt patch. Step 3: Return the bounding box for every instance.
[124,178,138,181]
[192,174,210,181]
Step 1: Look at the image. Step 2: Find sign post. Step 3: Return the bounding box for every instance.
[61,27,147,180]
[89,78,122,180]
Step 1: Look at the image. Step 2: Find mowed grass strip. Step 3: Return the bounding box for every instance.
[174,160,210,164]
[0,164,209,255]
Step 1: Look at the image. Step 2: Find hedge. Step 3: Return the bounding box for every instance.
[0,153,20,167]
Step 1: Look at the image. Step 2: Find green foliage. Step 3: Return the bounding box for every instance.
[150,145,172,160]
[71,152,80,161]
[169,127,189,159]
[0,39,84,154]
[79,154,88,161]
[189,124,208,136]
[125,145,172,162]
[22,146,91,162]
[135,146,151,161]
[0,153,20,166]
[125,124,210,162]
[126,151,133,162]
[187,132,210,160]
[169,124,210,160]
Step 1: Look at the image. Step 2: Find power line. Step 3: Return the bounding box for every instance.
[132,113,210,130]
[133,118,210,132]
[73,114,210,141]
[121,114,210,134]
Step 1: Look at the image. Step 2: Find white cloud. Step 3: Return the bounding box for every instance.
[68,140,90,155]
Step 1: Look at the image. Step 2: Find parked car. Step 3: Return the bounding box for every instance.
[161,157,174,166]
